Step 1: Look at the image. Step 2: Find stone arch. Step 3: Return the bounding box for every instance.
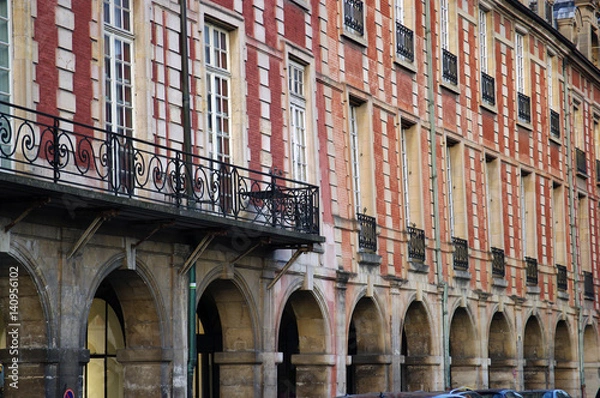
[583,323,600,398]
[449,306,479,388]
[195,278,258,397]
[487,311,516,388]
[401,299,435,391]
[523,313,547,389]
[554,319,576,392]
[0,250,51,396]
[277,289,331,398]
[347,294,387,394]
[83,258,167,398]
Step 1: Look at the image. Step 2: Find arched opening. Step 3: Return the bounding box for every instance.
[583,324,600,398]
[195,279,256,397]
[554,320,575,392]
[401,301,433,391]
[85,269,163,397]
[449,307,478,388]
[523,316,546,389]
[487,311,516,388]
[85,282,125,398]
[277,290,330,398]
[347,296,386,394]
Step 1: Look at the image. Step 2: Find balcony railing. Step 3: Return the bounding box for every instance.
[491,247,505,277]
[407,226,425,261]
[396,22,414,62]
[344,0,364,36]
[452,236,469,271]
[525,257,538,285]
[481,72,495,106]
[584,271,594,300]
[518,92,531,123]
[576,148,587,176]
[357,212,377,251]
[556,264,567,292]
[550,110,560,139]
[0,102,320,235]
[442,49,458,85]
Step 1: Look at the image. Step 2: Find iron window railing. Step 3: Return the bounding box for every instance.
[550,110,560,139]
[525,257,538,285]
[443,49,458,85]
[407,226,425,261]
[584,271,594,300]
[481,72,495,105]
[518,92,531,123]
[0,101,320,234]
[396,22,414,62]
[357,212,377,251]
[344,0,364,36]
[452,236,469,271]
[576,148,587,176]
[556,264,567,291]
[491,247,505,277]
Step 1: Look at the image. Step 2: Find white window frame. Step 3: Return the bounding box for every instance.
[0,0,11,169]
[288,60,307,182]
[440,0,449,51]
[205,23,231,164]
[104,0,134,137]
[401,127,410,226]
[479,8,488,74]
[547,53,553,110]
[516,32,524,94]
[349,104,361,213]
[446,143,455,237]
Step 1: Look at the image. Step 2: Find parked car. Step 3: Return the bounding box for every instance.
[519,390,571,398]
[336,392,466,398]
[474,389,524,398]
[450,387,484,398]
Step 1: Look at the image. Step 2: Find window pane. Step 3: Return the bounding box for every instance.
[87,299,107,355]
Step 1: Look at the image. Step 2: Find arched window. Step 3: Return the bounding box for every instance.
[85,297,125,398]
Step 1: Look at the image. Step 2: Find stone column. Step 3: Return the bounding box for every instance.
[352,354,390,394]
[117,348,173,398]
[291,354,335,398]
[214,351,261,397]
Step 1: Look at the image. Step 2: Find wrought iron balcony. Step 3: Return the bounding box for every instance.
[407,226,425,262]
[442,49,458,85]
[357,212,376,251]
[525,257,538,285]
[556,264,567,292]
[396,22,414,62]
[491,247,505,277]
[344,0,364,36]
[576,148,587,176]
[550,110,560,139]
[584,271,594,300]
[481,72,495,106]
[452,236,468,271]
[518,92,531,123]
[0,102,320,243]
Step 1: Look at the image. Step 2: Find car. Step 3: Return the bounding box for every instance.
[336,392,467,398]
[519,390,572,398]
[450,388,484,398]
[474,389,524,398]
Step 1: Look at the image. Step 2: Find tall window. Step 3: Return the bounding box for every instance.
[516,33,524,95]
[516,32,530,123]
[440,0,449,52]
[552,183,566,265]
[205,24,231,164]
[401,127,410,225]
[485,156,502,248]
[446,140,465,239]
[86,298,125,398]
[288,60,307,181]
[104,0,133,137]
[479,8,495,105]
[479,9,488,75]
[440,0,457,84]
[349,104,361,212]
[578,194,591,272]
[0,0,9,104]
[521,171,535,258]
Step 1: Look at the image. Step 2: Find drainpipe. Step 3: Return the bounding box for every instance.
[562,58,585,396]
[179,0,197,396]
[424,0,450,389]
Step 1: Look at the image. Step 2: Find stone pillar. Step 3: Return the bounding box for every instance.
[291,354,335,398]
[117,348,173,398]
[214,351,261,397]
[0,347,61,397]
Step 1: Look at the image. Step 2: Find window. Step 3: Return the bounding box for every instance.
[479,8,494,105]
[85,298,125,398]
[349,103,362,213]
[552,183,566,265]
[288,60,307,182]
[343,0,364,37]
[402,122,425,261]
[205,23,231,164]
[521,171,535,258]
[548,53,560,139]
[441,0,457,84]
[0,0,10,169]
[578,194,591,272]
[446,140,466,239]
[516,32,530,123]
[485,155,502,248]
[104,0,133,137]
[394,0,414,61]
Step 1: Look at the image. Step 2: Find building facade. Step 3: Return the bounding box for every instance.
[1,0,600,397]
